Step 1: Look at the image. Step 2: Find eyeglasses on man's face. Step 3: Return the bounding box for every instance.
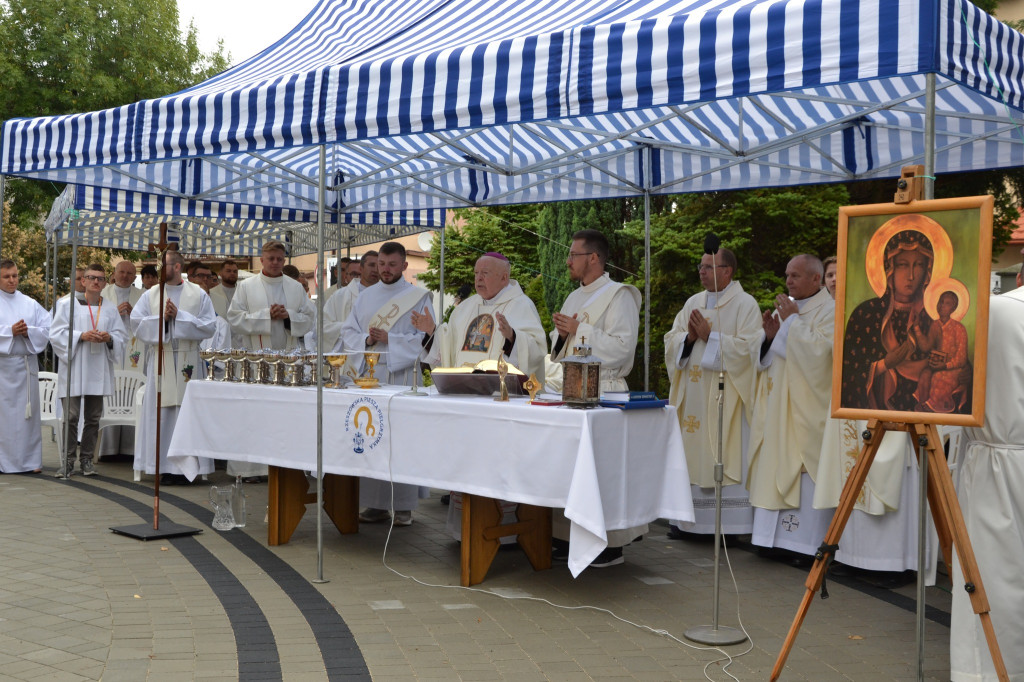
[567,252,593,260]
[83,275,106,282]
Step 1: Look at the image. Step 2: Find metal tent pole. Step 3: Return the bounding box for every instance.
[642,147,651,391]
[0,175,5,255]
[915,71,937,682]
[314,145,329,584]
[59,222,79,479]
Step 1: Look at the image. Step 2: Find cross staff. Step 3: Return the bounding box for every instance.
[147,223,178,530]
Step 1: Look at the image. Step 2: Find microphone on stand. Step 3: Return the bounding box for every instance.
[704,232,721,256]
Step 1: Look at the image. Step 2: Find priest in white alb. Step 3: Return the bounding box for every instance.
[0,260,51,474]
[323,250,378,354]
[99,259,143,456]
[51,263,127,477]
[226,241,315,480]
[747,254,836,556]
[227,241,315,352]
[340,241,432,525]
[411,251,547,541]
[950,273,1024,682]
[549,229,643,568]
[664,246,762,536]
[131,251,218,485]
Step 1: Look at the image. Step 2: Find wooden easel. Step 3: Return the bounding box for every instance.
[770,419,1008,681]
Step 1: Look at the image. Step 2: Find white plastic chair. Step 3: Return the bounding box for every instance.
[38,371,63,452]
[131,385,146,482]
[98,370,146,442]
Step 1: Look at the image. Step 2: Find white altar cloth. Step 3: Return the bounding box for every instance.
[167,381,694,576]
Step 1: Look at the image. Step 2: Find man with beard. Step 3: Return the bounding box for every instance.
[340,242,430,526]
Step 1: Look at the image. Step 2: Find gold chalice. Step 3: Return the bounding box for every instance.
[199,348,217,381]
[282,352,303,386]
[325,354,349,389]
[354,351,381,389]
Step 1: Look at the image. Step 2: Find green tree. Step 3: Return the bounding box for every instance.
[0,0,229,296]
[0,0,229,226]
[1,201,112,304]
[619,184,849,395]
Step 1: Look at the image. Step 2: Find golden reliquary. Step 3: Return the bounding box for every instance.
[560,337,602,408]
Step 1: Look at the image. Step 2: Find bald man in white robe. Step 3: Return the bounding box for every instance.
[412,252,547,541]
[99,260,143,456]
[748,255,836,557]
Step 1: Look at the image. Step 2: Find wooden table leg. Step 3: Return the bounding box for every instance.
[267,465,311,545]
[322,474,359,534]
[461,494,552,586]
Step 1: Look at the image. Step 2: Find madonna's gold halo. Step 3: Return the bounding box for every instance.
[924,277,970,321]
[864,213,953,298]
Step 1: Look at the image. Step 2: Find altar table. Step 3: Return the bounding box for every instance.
[167,382,693,582]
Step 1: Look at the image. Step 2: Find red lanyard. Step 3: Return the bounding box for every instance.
[86,298,102,331]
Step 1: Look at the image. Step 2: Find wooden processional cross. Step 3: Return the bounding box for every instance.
[771,419,1008,681]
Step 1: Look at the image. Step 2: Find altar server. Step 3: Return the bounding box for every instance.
[51,263,127,477]
[747,254,836,556]
[131,251,218,484]
[340,241,431,525]
[0,260,50,473]
[664,247,762,535]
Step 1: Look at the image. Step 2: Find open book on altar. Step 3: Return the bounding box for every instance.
[430,359,528,396]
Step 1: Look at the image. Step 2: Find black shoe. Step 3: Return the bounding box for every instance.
[551,538,570,562]
[667,524,687,540]
[440,494,451,506]
[590,546,624,568]
[160,473,177,486]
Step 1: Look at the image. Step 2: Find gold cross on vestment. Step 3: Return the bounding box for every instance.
[688,366,703,383]
[682,415,701,433]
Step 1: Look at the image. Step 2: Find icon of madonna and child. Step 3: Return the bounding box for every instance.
[840,213,977,416]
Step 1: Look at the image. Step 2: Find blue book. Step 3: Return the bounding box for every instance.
[599,398,669,410]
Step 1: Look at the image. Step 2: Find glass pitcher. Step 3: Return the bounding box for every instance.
[209,485,236,531]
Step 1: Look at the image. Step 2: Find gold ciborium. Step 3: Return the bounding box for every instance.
[325,354,349,389]
[282,351,303,386]
[354,351,381,389]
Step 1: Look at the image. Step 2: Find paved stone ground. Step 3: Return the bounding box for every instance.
[0,433,959,681]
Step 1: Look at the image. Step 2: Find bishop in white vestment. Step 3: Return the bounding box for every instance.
[950,286,1024,682]
[412,253,547,540]
[0,262,50,473]
[339,243,431,521]
[665,250,762,535]
[748,255,836,556]
[131,253,218,479]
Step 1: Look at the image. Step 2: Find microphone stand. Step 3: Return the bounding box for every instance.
[685,251,747,646]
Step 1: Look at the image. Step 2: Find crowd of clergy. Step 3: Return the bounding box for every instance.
[2,228,1023,679]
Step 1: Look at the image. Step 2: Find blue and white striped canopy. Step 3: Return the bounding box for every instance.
[4,0,1024,217]
[44,185,438,255]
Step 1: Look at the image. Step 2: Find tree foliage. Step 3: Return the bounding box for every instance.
[0,0,229,303]
[1,201,112,304]
[0,0,229,225]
